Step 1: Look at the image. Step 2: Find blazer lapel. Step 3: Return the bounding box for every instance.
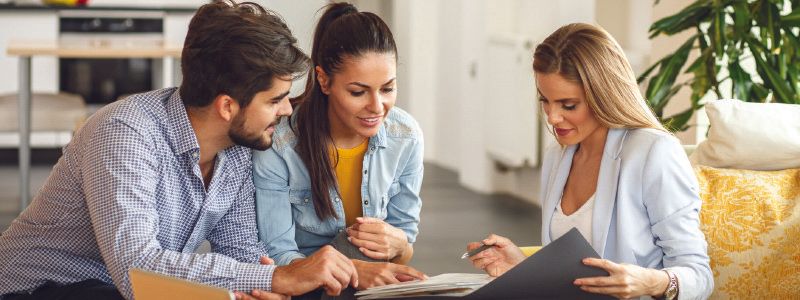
[591,128,628,257]
[541,144,576,244]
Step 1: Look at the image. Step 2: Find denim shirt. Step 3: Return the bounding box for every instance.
[253,107,424,266]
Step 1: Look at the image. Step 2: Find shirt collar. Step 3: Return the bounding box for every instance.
[166,90,201,156]
[371,122,388,148]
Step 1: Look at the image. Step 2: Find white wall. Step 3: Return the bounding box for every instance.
[428,0,457,169]
[0,11,59,95]
[393,0,596,204]
[393,0,440,162]
[259,0,328,97]
[487,0,594,203]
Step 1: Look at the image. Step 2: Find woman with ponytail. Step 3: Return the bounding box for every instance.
[253,2,427,294]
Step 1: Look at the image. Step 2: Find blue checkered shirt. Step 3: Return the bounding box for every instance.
[0,88,274,299]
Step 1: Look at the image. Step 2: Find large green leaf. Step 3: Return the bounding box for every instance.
[693,24,724,99]
[787,33,800,87]
[779,46,787,78]
[686,47,712,74]
[649,0,712,38]
[748,37,797,103]
[732,1,751,39]
[729,60,753,100]
[757,0,782,50]
[645,36,697,114]
[637,58,663,84]
[785,30,800,58]
[750,82,771,101]
[788,65,800,104]
[710,5,727,58]
[688,47,713,102]
[783,7,800,27]
[662,108,695,132]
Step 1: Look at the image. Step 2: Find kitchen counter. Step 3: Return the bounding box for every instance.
[8,39,182,58]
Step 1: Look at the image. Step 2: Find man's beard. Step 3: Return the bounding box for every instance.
[229,114,275,151]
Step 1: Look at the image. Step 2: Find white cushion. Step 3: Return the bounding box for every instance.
[689,99,800,170]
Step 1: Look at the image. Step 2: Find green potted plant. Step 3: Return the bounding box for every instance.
[639,0,800,131]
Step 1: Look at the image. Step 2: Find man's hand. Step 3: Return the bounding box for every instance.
[233,256,290,300]
[351,259,427,290]
[271,246,358,296]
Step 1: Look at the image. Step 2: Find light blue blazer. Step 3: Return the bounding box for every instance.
[540,128,713,300]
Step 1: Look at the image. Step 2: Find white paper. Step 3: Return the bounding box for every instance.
[355,273,492,299]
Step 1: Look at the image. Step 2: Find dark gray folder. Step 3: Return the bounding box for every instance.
[385,228,614,300]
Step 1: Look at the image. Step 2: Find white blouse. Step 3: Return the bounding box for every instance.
[550,193,595,247]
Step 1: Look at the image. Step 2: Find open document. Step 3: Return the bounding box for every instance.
[355,228,614,299]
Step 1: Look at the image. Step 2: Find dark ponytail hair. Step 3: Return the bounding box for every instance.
[293,2,397,220]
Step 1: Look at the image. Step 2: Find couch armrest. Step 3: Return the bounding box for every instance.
[519,246,542,257]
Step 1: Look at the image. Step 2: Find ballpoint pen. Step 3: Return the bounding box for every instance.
[460,243,493,259]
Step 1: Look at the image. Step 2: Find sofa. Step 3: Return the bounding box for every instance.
[689,99,800,299]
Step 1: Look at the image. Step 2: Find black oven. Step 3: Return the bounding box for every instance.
[58,11,164,105]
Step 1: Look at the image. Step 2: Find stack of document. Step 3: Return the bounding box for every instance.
[354,273,492,299]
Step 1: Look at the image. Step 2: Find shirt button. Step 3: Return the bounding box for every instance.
[363,199,369,205]
[363,170,368,175]
[192,152,198,158]
[304,198,309,203]
[338,229,343,233]
[335,197,340,202]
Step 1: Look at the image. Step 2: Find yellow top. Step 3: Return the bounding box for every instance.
[331,140,369,226]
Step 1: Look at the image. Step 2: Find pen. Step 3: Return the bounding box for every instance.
[460,243,493,259]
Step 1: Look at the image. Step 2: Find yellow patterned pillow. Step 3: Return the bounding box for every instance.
[695,166,800,299]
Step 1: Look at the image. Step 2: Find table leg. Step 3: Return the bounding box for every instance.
[18,56,31,212]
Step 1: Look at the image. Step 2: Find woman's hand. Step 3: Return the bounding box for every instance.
[347,217,409,261]
[467,234,526,277]
[351,259,427,290]
[574,258,670,299]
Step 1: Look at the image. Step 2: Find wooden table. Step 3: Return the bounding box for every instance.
[6,40,181,211]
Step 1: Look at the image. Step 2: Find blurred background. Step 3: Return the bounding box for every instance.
[0,0,729,274]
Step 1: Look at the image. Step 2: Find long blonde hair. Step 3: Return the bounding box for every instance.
[533,23,666,132]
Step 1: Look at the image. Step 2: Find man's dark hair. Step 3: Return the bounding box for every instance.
[179,0,309,108]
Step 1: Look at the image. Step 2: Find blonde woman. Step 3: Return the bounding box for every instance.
[467,23,713,300]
